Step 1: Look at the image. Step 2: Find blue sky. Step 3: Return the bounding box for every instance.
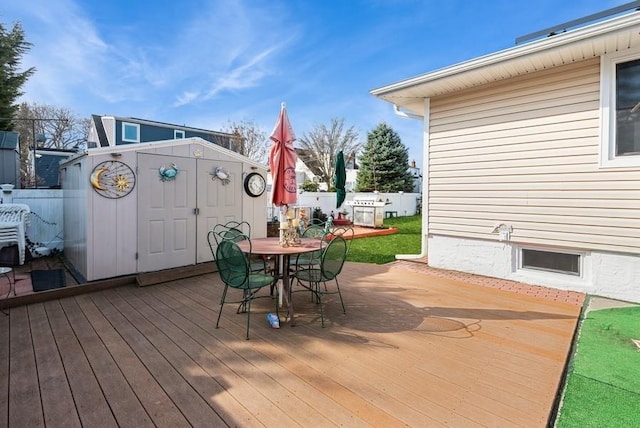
[2,0,625,166]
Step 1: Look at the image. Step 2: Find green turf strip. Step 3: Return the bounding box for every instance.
[555,306,640,427]
[556,374,640,427]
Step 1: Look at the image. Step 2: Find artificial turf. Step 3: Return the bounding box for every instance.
[555,305,640,427]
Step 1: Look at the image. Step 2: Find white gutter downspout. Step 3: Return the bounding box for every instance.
[395,98,429,261]
[393,104,424,120]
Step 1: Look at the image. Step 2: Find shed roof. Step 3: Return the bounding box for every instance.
[0,131,19,150]
[371,12,640,117]
[64,137,267,170]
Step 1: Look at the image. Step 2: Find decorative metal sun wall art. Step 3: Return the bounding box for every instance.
[90,160,136,199]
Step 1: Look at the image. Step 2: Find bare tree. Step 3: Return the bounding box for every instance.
[297,117,362,186]
[13,102,87,186]
[222,119,268,163]
[15,103,86,149]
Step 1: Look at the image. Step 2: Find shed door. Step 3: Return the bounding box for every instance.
[196,159,243,263]
[137,153,197,273]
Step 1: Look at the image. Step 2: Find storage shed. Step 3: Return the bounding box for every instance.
[61,138,268,282]
[0,131,21,188]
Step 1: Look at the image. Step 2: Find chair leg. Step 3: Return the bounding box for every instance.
[317,287,325,327]
[245,298,251,340]
[335,278,346,314]
[216,285,229,328]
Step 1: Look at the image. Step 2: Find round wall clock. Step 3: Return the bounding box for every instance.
[244,172,266,197]
[90,160,136,198]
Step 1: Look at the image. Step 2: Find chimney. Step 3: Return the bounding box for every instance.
[411,159,416,168]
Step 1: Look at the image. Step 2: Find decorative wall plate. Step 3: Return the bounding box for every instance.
[90,160,136,198]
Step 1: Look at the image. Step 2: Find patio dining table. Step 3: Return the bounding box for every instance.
[236,237,322,326]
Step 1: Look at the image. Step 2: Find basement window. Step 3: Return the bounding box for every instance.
[520,249,580,276]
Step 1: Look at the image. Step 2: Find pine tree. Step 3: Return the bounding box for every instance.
[356,123,414,192]
[0,21,35,130]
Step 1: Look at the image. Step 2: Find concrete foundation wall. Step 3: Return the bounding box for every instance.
[428,234,640,303]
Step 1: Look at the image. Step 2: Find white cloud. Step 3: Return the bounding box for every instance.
[174,91,200,107]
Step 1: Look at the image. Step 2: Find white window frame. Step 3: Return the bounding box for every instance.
[122,122,140,143]
[600,47,640,168]
[174,130,185,139]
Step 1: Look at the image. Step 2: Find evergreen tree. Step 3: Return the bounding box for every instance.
[356,123,414,192]
[0,21,35,130]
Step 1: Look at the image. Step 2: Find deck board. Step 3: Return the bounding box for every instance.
[1,261,582,427]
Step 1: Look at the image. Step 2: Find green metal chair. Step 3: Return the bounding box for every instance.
[210,221,268,273]
[293,222,326,270]
[293,235,349,327]
[212,237,277,340]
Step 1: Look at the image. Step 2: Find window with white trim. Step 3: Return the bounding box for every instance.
[174,130,185,139]
[122,122,140,143]
[600,49,640,167]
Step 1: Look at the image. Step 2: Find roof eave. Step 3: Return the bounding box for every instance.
[371,12,640,110]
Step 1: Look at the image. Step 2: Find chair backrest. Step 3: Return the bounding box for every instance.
[215,239,250,289]
[302,223,325,239]
[207,227,249,262]
[213,221,250,241]
[328,226,354,256]
[320,235,348,280]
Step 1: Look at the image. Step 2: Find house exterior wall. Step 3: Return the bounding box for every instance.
[428,57,639,254]
[426,57,640,302]
[114,121,232,147]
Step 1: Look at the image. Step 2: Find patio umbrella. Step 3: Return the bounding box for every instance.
[268,102,298,208]
[268,102,297,307]
[334,150,346,208]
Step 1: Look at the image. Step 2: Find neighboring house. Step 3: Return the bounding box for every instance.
[34,148,77,188]
[372,7,640,303]
[294,148,363,191]
[88,115,235,149]
[408,160,422,193]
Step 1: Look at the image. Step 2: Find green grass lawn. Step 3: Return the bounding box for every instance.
[347,215,422,264]
[554,305,640,427]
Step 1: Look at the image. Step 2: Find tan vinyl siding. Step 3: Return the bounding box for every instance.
[428,57,640,254]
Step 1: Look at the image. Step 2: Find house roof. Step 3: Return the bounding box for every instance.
[371,11,640,116]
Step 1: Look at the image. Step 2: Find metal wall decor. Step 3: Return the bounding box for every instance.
[211,166,231,185]
[90,160,136,199]
[159,163,179,181]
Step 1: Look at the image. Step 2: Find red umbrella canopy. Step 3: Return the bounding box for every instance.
[268,103,298,207]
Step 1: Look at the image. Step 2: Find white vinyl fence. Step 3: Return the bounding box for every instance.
[266,191,422,221]
[1,189,64,253]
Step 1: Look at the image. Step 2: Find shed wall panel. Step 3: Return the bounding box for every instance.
[428,57,640,254]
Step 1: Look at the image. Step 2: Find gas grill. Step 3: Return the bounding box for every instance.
[345,196,389,228]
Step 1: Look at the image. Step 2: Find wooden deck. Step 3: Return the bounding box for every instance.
[0,261,581,427]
